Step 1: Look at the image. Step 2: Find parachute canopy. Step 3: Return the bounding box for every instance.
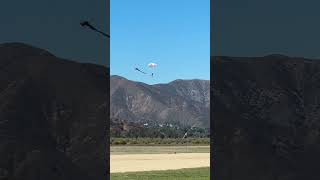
[147,62,157,68]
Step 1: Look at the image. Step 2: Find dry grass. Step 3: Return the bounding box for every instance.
[110,153,210,173]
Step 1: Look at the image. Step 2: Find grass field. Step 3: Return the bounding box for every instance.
[111,137,210,146]
[110,143,210,179]
[111,153,209,173]
[110,167,210,180]
[110,145,210,154]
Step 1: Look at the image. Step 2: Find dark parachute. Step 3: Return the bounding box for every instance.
[80,21,110,38]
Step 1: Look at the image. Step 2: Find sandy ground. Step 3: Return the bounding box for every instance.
[110,153,210,173]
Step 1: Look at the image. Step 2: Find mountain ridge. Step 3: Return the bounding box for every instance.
[110,75,210,128]
[212,55,320,180]
[0,42,108,180]
[110,74,209,85]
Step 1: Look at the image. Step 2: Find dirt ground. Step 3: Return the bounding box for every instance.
[110,153,210,173]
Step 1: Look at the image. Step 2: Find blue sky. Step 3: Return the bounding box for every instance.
[213,0,320,58]
[0,0,108,66]
[111,0,210,84]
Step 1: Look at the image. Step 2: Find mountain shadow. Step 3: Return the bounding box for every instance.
[0,43,108,180]
[212,55,320,180]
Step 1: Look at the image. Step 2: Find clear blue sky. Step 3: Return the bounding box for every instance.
[213,0,320,58]
[0,0,108,66]
[111,0,210,84]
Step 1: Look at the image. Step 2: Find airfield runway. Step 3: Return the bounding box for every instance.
[110,153,210,173]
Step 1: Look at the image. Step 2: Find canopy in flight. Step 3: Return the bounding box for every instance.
[80,21,110,38]
[148,62,157,68]
[134,67,146,74]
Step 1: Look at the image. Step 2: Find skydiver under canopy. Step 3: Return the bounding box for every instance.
[148,62,157,78]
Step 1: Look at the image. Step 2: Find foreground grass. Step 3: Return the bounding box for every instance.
[110,167,210,180]
[111,145,210,154]
[111,137,210,146]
